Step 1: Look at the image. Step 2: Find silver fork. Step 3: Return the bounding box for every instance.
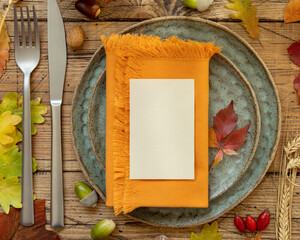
[14,6,40,227]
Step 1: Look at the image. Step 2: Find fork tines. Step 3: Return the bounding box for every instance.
[14,6,39,48]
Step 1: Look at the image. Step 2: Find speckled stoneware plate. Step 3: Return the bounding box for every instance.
[71,16,281,227]
[88,53,261,201]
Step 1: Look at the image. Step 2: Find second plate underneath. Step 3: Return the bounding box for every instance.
[88,53,261,200]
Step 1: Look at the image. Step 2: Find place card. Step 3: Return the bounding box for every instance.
[130,79,195,180]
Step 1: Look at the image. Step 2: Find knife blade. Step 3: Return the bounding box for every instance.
[48,0,67,228]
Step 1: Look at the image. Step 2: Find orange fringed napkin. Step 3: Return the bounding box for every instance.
[102,34,221,215]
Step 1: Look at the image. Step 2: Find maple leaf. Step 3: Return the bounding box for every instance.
[17,96,47,135]
[0,199,62,240]
[190,221,223,240]
[0,111,22,145]
[225,0,259,39]
[209,101,251,168]
[284,0,300,23]
[0,13,10,78]
[293,72,300,104]
[0,174,22,214]
[287,38,300,67]
[0,145,37,178]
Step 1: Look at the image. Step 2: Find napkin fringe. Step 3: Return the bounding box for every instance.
[101,34,221,60]
[102,33,221,214]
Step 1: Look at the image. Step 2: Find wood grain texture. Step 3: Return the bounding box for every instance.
[3,0,290,21]
[0,0,299,239]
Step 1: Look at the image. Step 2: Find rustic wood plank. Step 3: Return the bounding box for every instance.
[2,0,289,22]
[30,172,299,239]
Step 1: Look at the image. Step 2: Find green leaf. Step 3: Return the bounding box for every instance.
[0,174,22,213]
[17,97,47,135]
[0,92,22,115]
[190,221,223,240]
[0,145,37,178]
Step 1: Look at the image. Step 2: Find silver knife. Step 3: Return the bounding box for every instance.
[48,0,67,228]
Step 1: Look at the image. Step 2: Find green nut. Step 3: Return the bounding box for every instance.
[183,0,197,9]
[90,219,116,239]
[75,181,93,200]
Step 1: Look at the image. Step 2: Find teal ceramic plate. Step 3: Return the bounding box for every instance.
[88,53,261,201]
[71,17,280,227]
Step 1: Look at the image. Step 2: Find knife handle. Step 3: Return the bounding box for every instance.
[50,102,64,228]
[20,73,34,227]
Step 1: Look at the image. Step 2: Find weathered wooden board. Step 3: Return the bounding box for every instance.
[1,0,300,239]
[3,0,290,22]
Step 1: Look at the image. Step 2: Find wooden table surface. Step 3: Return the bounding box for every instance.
[1,0,300,239]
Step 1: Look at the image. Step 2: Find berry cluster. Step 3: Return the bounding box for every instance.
[234,209,270,239]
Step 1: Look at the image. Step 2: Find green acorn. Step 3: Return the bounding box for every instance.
[74,181,98,207]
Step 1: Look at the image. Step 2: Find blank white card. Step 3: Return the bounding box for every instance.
[130,79,195,180]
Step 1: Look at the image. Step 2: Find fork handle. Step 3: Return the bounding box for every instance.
[50,101,64,228]
[21,73,34,226]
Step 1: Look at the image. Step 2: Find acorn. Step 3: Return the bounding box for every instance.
[183,0,214,12]
[154,236,169,240]
[74,181,98,207]
[90,219,116,239]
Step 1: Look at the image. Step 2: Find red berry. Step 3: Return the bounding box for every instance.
[234,214,246,233]
[246,214,257,232]
[257,209,270,231]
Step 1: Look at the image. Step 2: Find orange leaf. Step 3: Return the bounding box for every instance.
[284,0,300,23]
[223,148,238,155]
[209,126,219,148]
[212,149,223,168]
[225,0,259,39]
[0,13,10,78]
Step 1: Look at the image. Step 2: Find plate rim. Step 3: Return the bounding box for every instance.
[71,16,281,227]
[87,53,262,201]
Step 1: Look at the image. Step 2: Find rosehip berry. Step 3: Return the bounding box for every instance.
[246,214,257,232]
[257,209,270,231]
[234,214,246,233]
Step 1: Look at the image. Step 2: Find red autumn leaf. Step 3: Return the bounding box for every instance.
[213,100,237,143]
[287,38,300,67]
[0,199,61,240]
[223,123,251,150]
[209,101,250,169]
[293,71,300,103]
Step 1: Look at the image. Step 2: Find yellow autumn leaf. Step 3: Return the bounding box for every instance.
[190,221,223,240]
[0,111,22,145]
[17,96,47,135]
[0,129,21,154]
[0,13,10,78]
[284,0,300,23]
[225,0,259,39]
